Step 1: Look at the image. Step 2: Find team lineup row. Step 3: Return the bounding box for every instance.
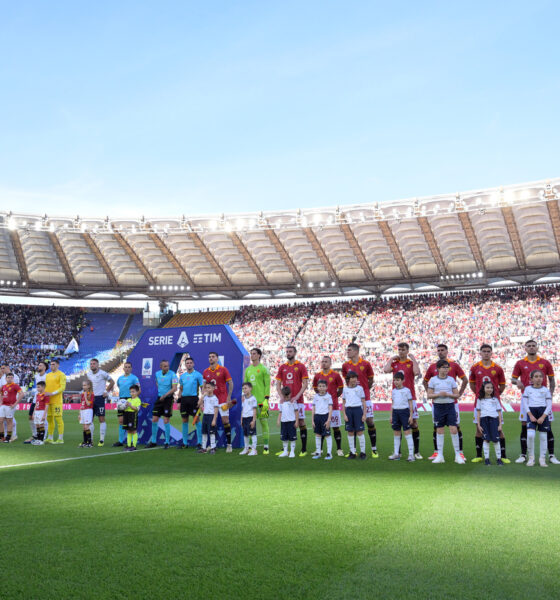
[0,338,557,466]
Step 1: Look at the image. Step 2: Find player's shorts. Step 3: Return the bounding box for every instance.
[242,416,257,436]
[153,396,173,418]
[80,408,93,425]
[313,413,331,437]
[93,395,106,417]
[392,408,411,431]
[33,409,46,425]
[123,410,138,430]
[202,413,217,435]
[411,400,419,420]
[330,409,342,428]
[219,403,229,418]
[345,406,365,432]
[527,406,551,432]
[47,403,63,417]
[28,402,35,417]
[280,420,297,441]
[180,396,199,419]
[297,403,306,420]
[480,416,499,442]
[0,405,16,419]
[365,400,374,420]
[433,403,457,428]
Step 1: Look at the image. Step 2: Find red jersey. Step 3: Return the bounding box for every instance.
[1,383,21,406]
[390,359,417,400]
[342,358,374,400]
[512,356,554,389]
[35,392,49,411]
[203,365,232,404]
[424,360,466,383]
[275,361,309,401]
[469,361,506,398]
[312,370,344,410]
[80,391,94,410]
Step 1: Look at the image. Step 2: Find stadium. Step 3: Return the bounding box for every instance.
[2,5,560,600]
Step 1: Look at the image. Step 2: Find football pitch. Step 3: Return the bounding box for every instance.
[2,412,559,600]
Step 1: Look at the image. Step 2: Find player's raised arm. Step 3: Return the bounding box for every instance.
[409,354,421,377]
[383,356,397,374]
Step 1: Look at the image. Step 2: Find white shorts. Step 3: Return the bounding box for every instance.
[219,404,229,417]
[331,409,342,428]
[412,400,419,420]
[34,409,46,425]
[297,403,306,420]
[365,400,374,419]
[0,405,15,419]
[80,408,93,425]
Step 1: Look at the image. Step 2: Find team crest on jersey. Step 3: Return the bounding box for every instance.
[539,364,544,368]
[491,370,496,375]
[360,366,364,371]
[295,367,298,371]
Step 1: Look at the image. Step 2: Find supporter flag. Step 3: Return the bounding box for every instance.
[64,337,79,355]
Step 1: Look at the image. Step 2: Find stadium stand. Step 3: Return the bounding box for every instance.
[164,310,236,327]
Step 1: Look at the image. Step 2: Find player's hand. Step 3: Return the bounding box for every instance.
[476,425,482,435]
[344,414,348,422]
[537,416,545,425]
[325,421,331,430]
[250,420,255,429]
[362,415,366,423]
[408,416,413,425]
[103,392,108,398]
[529,414,537,423]
[211,420,216,427]
[498,424,502,432]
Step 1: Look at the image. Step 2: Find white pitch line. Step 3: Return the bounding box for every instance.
[0,446,160,470]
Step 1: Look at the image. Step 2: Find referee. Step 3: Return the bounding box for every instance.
[178,356,204,449]
[113,361,140,447]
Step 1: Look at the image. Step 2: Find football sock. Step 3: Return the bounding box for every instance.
[88,429,93,444]
[90,422,95,438]
[432,427,437,451]
[333,427,342,450]
[202,433,208,448]
[405,433,414,457]
[100,422,107,442]
[30,421,37,437]
[436,433,444,454]
[393,436,401,455]
[475,435,483,458]
[182,422,189,445]
[527,428,535,458]
[210,433,216,449]
[251,434,257,450]
[260,418,269,446]
[520,424,528,455]
[358,434,366,454]
[13,418,17,436]
[224,422,232,445]
[244,435,249,448]
[6,433,11,441]
[55,414,64,436]
[164,422,170,445]
[289,440,296,453]
[539,431,548,459]
[37,426,45,441]
[483,441,490,459]
[299,425,307,452]
[119,424,126,444]
[547,430,555,455]
[151,421,158,443]
[499,436,507,458]
[132,433,137,447]
[282,441,288,452]
[83,430,87,444]
[348,434,356,454]
[457,426,463,452]
[368,425,377,450]
[315,436,322,454]
[451,433,460,454]
[195,421,202,445]
[326,436,332,455]
[127,432,132,446]
[47,413,54,439]
[412,427,420,454]
[494,441,501,459]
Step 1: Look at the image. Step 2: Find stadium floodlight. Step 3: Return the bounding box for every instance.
[174,285,178,291]
[22,281,26,286]
[320,282,325,288]
[149,286,154,291]
[297,283,301,288]
[0,280,4,285]
[156,285,161,290]
[186,285,191,290]
[12,281,16,285]
[331,281,336,287]
[162,285,167,291]
[308,282,314,288]
[478,271,483,278]
[180,285,185,291]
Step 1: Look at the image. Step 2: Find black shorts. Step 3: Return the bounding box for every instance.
[480,416,499,442]
[118,398,130,420]
[123,411,138,431]
[180,396,198,418]
[345,406,365,432]
[313,413,331,437]
[202,413,216,435]
[242,416,257,436]
[29,402,35,417]
[93,395,106,417]
[153,396,173,418]
[280,421,297,442]
[433,403,457,428]
[391,408,411,431]
[527,406,551,432]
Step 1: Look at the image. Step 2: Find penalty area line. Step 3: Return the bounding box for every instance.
[0,446,161,470]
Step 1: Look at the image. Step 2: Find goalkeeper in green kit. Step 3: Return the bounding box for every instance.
[244,348,271,454]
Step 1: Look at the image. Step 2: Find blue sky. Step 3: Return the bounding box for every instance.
[0,0,558,218]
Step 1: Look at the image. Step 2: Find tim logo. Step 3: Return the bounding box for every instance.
[177,331,189,348]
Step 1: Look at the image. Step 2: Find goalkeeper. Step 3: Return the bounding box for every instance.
[244,348,271,454]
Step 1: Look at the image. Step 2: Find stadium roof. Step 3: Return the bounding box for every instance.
[1,178,560,301]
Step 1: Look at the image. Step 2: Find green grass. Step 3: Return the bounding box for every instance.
[2,411,559,600]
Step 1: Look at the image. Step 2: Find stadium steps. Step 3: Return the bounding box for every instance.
[163,311,236,328]
[292,304,317,342]
[117,314,134,343]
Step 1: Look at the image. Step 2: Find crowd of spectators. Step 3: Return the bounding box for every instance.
[0,305,84,388]
[231,285,560,404]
